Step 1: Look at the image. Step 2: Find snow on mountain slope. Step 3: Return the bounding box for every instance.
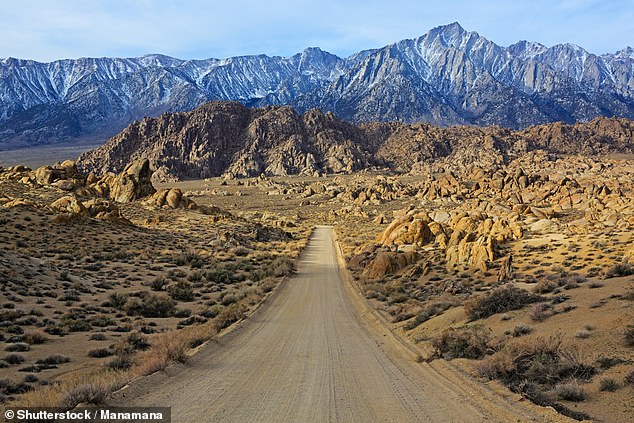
[1,22,633,148]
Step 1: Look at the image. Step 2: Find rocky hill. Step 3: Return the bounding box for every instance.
[76,101,634,180]
[3,23,634,148]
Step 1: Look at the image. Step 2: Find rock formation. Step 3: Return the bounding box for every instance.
[76,101,634,181]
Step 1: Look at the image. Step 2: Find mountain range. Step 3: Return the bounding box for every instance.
[2,22,634,149]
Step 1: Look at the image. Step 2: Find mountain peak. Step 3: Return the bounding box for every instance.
[1,23,634,149]
[508,40,548,60]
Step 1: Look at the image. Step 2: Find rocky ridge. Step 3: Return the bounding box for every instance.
[76,101,634,181]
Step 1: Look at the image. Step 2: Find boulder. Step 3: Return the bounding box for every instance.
[50,195,88,216]
[146,188,197,209]
[362,251,419,279]
[108,159,156,203]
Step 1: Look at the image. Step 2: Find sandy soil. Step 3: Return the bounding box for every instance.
[109,226,571,423]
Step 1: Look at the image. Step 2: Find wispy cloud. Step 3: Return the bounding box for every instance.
[0,0,632,62]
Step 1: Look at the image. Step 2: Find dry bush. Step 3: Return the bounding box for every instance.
[61,383,109,407]
[512,324,533,337]
[105,354,133,371]
[168,281,194,302]
[23,331,48,345]
[529,303,553,322]
[464,285,544,320]
[432,326,491,360]
[604,263,634,278]
[126,294,176,317]
[214,302,247,331]
[135,332,189,376]
[551,380,587,402]
[599,378,619,392]
[533,279,559,294]
[88,348,113,358]
[479,334,595,390]
[11,371,129,408]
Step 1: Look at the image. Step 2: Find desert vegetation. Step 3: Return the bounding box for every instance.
[1,140,633,422]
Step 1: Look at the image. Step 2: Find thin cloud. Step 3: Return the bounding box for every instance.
[0,0,632,61]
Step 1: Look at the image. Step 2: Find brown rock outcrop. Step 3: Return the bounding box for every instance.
[362,251,419,279]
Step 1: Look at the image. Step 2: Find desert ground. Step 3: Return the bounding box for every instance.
[0,151,633,422]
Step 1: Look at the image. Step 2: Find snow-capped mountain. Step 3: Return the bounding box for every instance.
[1,22,633,148]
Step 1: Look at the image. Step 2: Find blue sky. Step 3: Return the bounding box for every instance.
[1,0,632,62]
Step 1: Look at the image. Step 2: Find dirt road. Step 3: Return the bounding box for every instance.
[110,226,570,422]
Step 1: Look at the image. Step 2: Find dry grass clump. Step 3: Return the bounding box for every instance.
[478,334,594,417]
[22,330,48,345]
[512,324,533,337]
[431,325,491,360]
[214,303,248,331]
[604,262,634,278]
[17,372,128,408]
[135,332,190,376]
[551,380,587,402]
[464,285,544,320]
[599,377,619,392]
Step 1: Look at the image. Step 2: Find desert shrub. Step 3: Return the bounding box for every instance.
[61,312,92,332]
[405,301,455,330]
[90,315,116,327]
[269,256,295,277]
[431,326,490,360]
[0,378,33,395]
[36,355,70,365]
[478,335,595,389]
[605,263,634,278]
[187,271,203,283]
[529,303,553,322]
[168,281,194,302]
[3,354,25,365]
[89,333,107,341]
[87,348,113,358]
[575,329,591,339]
[105,292,128,308]
[596,356,626,370]
[126,294,175,318]
[61,383,108,407]
[533,279,559,294]
[464,286,544,320]
[124,332,150,351]
[551,380,587,401]
[105,354,133,371]
[624,369,634,385]
[214,303,247,331]
[175,251,205,268]
[201,305,224,319]
[150,276,166,291]
[512,324,533,337]
[205,268,232,284]
[23,331,48,345]
[599,378,619,392]
[23,374,38,383]
[5,343,30,352]
[220,292,239,306]
[135,332,189,376]
[0,309,24,322]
